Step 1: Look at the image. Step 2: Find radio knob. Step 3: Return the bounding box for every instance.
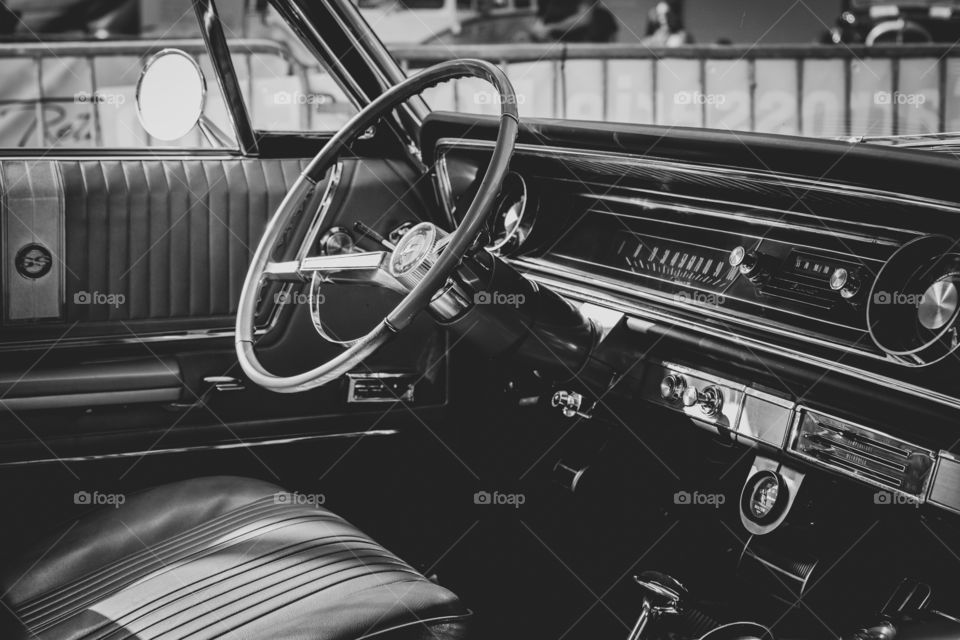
[659,374,686,401]
[680,385,724,416]
[699,386,724,416]
[829,267,862,300]
[730,247,768,283]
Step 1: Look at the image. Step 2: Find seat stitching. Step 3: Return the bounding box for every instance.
[23,511,343,625]
[19,498,279,610]
[20,498,334,611]
[69,539,392,640]
[91,553,417,640]
[24,513,345,629]
[137,564,424,640]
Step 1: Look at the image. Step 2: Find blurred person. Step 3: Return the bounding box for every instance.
[528,0,617,43]
[643,0,693,46]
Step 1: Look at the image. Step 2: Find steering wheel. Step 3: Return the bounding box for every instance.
[236,59,518,393]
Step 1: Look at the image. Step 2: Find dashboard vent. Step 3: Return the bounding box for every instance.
[789,409,935,498]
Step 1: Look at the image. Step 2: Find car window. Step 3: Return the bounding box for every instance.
[223,5,358,134]
[355,0,960,142]
[0,0,238,149]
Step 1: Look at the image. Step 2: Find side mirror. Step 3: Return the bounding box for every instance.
[136,49,207,141]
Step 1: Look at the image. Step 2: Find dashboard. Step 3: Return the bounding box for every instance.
[423,113,960,523]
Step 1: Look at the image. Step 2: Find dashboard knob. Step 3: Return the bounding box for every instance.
[680,385,724,415]
[659,374,686,401]
[681,385,699,408]
[918,279,959,331]
[829,267,862,300]
[318,227,354,256]
[729,246,768,283]
[699,386,724,416]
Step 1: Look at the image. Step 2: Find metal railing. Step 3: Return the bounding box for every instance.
[2,39,959,145]
[390,43,960,138]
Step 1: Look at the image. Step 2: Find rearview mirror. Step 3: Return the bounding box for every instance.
[136,49,206,141]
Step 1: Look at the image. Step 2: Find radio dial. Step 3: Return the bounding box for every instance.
[829,267,863,300]
[730,247,768,283]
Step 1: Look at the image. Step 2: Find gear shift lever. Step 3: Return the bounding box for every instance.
[627,571,688,640]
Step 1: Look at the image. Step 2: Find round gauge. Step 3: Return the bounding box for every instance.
[868,234,960,366]
[487,172,533,255]
[740,470,789,526]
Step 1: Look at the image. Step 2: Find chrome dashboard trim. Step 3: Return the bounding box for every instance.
[521,257,876,356]
[434,137,960,216]
[927,451,960,515]
[585,195,903,247]
[547,254,864,333]
[528,270,960,412]
[787,405,936,501]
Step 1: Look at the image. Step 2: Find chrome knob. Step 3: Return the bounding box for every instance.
[699,386,724,416]
[659,374,686,401]
[918,279,959,331]
[730,246,768,282]
[318,226,354,256]
[680,385,724,415]
[829,267,862,300]
[681,385,699,408]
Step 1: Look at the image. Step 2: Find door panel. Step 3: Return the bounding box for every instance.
[0,154,450,463]
[2,157,308,343]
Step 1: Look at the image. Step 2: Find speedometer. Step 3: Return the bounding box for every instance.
[615,233,739,291]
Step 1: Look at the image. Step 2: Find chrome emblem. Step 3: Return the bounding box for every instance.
[14,243,53,279]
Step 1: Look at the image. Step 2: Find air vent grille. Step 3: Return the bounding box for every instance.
[789,409,935,498]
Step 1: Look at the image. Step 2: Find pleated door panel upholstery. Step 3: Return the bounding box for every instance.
[59,158,308,323]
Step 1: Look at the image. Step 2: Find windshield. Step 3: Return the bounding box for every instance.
[352,0,960,146]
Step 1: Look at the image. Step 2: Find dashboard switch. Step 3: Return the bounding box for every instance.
[730,246,769,283]
[829,267,863,300]
[659,374,686,401]
[681,385,724,415]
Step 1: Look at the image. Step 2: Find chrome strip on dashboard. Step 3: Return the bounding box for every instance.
[586,196,903,247]
[787,405,936,501]
[525,268,960,412]
[521,257,875,355]
[550,254,864,333]
[435,137,960,215]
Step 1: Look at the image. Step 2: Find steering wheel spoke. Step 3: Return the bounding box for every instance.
[300,251,404,291]
[263,260,304,282]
